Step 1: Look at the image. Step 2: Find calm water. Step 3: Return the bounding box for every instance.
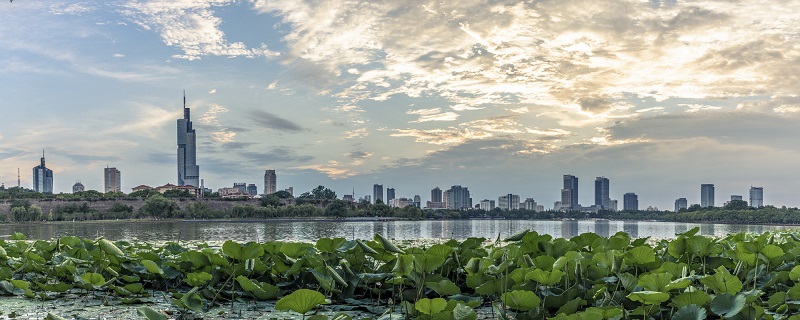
[0,219,797,242]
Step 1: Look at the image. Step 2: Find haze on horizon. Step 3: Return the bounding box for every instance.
[1,0,799,210]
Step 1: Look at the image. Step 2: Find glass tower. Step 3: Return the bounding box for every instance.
[177,93,200,187]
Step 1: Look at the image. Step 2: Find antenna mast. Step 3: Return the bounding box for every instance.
[17,168,20,187]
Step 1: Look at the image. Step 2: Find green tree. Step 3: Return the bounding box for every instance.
[163,189,192,198]
[108,202,134,214]
[324,199,349,218]
[261,194,281,207]
[186,202,214,218]
[129,189,161,198]
[139,195,180,219]
[272,190,293,199]
[723,199,749,210]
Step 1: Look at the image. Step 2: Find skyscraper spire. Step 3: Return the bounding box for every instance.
[17,168,20,187]
[183,90,186,108]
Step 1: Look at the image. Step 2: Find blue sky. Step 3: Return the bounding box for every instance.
[1,0,800,210]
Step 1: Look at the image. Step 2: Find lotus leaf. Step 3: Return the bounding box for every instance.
[500,290,541,311]
[700,266,742,295]
[671,290,712,308]
[672,304,707,320]
[275,289,330,315]
[710,293,746,318]
[526,268,565,286]
[626,291,670,305]
[504,229,529,242]
[452,303,477,320]
[415,297,447,315]
[375,233,404,254]
[624,246,656,265]
[141,260,164,275]
[99,239,124,257]
[222,240,264,261]
[426,279,461,296]
[81,272,105,287]
[180,287,203,312]
[184,272,212,287]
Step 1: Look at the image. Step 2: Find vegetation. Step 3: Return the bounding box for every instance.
[3,229,800,319]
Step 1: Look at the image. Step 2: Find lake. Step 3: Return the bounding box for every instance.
[0,219,797,242]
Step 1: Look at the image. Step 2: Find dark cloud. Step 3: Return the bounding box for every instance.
[239,147,314,164]
[249,110,305,132]
[345,151,371,159]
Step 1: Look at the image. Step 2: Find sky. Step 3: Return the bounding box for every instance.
[1,0,799,210]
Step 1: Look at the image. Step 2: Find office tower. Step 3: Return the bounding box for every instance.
[594,177,610,209]
[498,194,520,211]
[32,150,53,193]
[233,183,246,194]
[523,198,538,211]
[750,187,764,208]
[480,199,495,210]
[387,188,396,203]
[413,195,421,208]
[447,185,471,210]
[373,184,383,204]
[623,193,638,211]
[72,181,84,193]
[263,170,277,195]
[431,187,443,203]
[675,198,688,212]
[177,93,200,187]
[730,195,742,201]
[609,200,618,211]
[104,167,121,193]
[247,184,257,195]
[701,184,715,207]
[562,175,579,210]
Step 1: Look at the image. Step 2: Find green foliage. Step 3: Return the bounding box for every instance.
[275,289,329,315]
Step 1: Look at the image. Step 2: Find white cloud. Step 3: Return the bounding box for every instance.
[113,53,125,58]
[208,89,216,94]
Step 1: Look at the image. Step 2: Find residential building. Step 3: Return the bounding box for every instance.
[264,170,277,195]
[523,198,538,211]
[498,194,520,211]
[594,177,610,209]
[447,185,471,210]
[427,187,444,208]
[177,93,200,187]
[32,150,53,194]
[247,184,257,195]
[218,187,243,198]
[413,195,421,208]
[562,175,579,210]
[701,184,715,207]
[731,195,742,201]
[750,187,764,208]
[675,198,688,212]
[284,187,293,196]
[389,197,414,208]
[623,193,638,211]
[373,184,383,204]
[342,194,355,202]
[72,181,85,193]
[443,189,450,208]
[104,167,121,193]
[387,188,396,203]
[536,205,545,212]
[609,200,618,211]
[480,199,496,211]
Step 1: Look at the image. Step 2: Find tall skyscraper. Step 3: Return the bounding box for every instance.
[373,184,383,204]
[247,184,257,195]
[498,194,520,211]
[623,193,638,211]
[594,177,610,209]
[104,167,121,193]
[675,198,688,212]
[177,93,200,187]
[749,187,764,208]
[447,185,471,210]
[431,187,443,203]
[562,174,579,210]
[32,150,53,194]
[264,170,277,194]
[701,184,715,207]
[387,188,396,203]
[233,183,247,194]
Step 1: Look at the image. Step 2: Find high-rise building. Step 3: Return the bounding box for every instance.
[264,170,277,195]
[623,193,638,211]
[675,198,688,212]
[594,177,610,209]
[373,184,383,204]
[480,199,495,211]
[431,187,443,203]
[750,187,764,208]
[104,167,121,193]
[498,194,520,211]
[523,198,538,211]
[233,183,246,194]
[413,195,421,208]
[32,150,53,194]
[247,184,257,195]
[387,188,396,203]
[447,185,471,210]
[609,200,618,211]
[562,175,579,210]
[72,181,85,193]
[177,93,200,187]
[701,184,715,207]
[730,195,743,201]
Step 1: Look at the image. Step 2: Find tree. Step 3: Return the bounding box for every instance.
[272,190,293,199]
[108,202,134,214]
[261,194,281,207]
[139,195,180,219]
[324,199,349,218]
[163,189,192,198]
[723,199,749,210]
[186,202,214,218]
[129,189,161,198]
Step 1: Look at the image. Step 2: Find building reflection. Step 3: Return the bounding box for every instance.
[623,221,638,238]
[561,220,579,238]
[594,220,610,238]
[700,223,714,236]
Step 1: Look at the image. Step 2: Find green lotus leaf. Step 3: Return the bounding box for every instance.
[426,279,461,296]
[624,246,656,265]
[124,283,143,294]
[316,238,347,253]
[81,272,106,287]
[710,293,746,318]
[700,267,742,295]
[181,250,211,268]
[10,280,28,290]
[180,287,203,312]
[426,244,454,257]
[504,229,529,242]
[671,291,712,308]
[672,304,707,320]
[626,291,670,305]
[501,290,541,311]
[356,239,378,254]
[141,260,163,275]
[414,253,446,274]
[41,282,73,293]
[526,268,565,286]
[392,254,414,276]
[0,246,8,259]
[98,239,124,257]
[184,272,212,287]
[453,303,477,320]
[275,289,330,315]
[280,242,315,258]
[415,297,448,315]
[45,313,68,320]
[374,233,404,254]
[638,273,673,292]
[790,266,800,282]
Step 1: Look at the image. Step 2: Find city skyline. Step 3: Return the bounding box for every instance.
[2,1,800,210]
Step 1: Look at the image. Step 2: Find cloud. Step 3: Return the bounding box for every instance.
[293,161,355,179]
[239,147,314,163]
[122,0,279,60]
[113,53,125,58]
[208,89,216,94]
[115,106,180,138]
[407,108,460,123]
[249,110,305,132]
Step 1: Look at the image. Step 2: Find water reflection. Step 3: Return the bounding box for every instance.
[0,220,797,242]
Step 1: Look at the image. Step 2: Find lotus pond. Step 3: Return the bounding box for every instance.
[3,228,800,319]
